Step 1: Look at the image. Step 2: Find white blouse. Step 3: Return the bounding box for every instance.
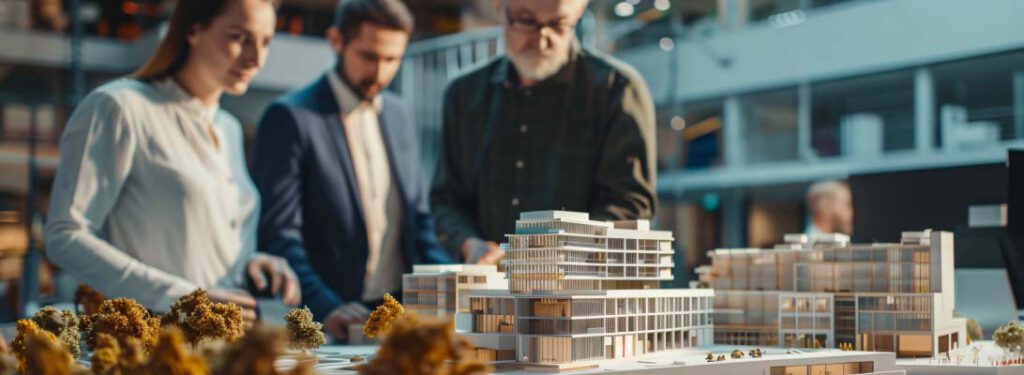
[44,78,259,311]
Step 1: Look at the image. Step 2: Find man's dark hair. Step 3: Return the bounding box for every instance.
[333,0,414,43]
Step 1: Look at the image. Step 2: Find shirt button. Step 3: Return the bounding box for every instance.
[511,198,520,207]
[515,160,525,169]
[524,90,532,96]
[520,124,528,134]
[230,219,238,229]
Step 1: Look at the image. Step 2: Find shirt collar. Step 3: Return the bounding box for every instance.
[152,77,219,122]
[327,69,383,115]
[491,38,581,88]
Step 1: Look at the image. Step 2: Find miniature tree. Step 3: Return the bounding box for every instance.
[995,321,1024,353]
[85,298,162,352]
[32,306,82,358]
[136,328,208,375]
[91,333,121,374]
[214,325,314,375]
[705,352,714,362]
[360,315,491,375]
[285,307,325,351]
[12,319,57,372]
[716,354,726,362]
[22,331,87,375]
[364,293,405,338]
[0,337,16,375]
[162,289,245,346]
[731,349,744,359]
[75,284,106,316]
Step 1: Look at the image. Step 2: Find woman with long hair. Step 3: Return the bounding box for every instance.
[45,0,299,321]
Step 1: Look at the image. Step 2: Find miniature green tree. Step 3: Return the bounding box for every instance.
[994,321,1024,352]
[284,307,325,351]
[31,307,82,358]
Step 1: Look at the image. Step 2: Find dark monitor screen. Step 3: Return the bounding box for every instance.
[849,163,1007,267]
[850,158,1024,308]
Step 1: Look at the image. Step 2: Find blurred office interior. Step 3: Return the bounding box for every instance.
[0,0,1021,320]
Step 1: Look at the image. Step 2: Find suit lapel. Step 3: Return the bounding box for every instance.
[378,99,410,205]
[314,75,365,222]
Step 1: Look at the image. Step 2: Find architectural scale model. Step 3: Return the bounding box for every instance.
[402,264,506,318]
[448,211,716,370]
[700,230,968,359]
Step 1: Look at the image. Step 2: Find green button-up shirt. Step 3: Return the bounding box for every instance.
[430,43,657,256]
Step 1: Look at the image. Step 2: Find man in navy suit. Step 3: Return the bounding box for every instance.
[253,0,452,342]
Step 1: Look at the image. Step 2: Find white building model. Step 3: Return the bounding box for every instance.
[453,211,715,370]
[701,230,968,359]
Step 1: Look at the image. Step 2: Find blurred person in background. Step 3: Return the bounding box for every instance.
[44,0,300,323]
[252,0,452,342]
[431,0,657,265]
[805,180,854,237]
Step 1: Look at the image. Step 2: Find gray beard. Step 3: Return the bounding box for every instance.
[508,49,569,83]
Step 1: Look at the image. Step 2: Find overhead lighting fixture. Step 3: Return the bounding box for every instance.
[654,0,671,11]
[670,116,686,131]
[659,37,675,51]
[768,9,806,28]
[614,2,635,17]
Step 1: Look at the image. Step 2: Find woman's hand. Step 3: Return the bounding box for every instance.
[247,253,301,306]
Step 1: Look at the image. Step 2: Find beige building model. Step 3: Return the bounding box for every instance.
[449,211,715,370]
[402,264,506,318]
[700,230,967,358]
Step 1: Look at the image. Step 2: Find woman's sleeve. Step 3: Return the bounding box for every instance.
[44,91,197,310]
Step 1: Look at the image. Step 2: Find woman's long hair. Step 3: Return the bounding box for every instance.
[133,0,235,80]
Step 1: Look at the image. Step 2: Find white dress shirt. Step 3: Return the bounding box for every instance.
[326,71,403,301]
[45,78,259,311]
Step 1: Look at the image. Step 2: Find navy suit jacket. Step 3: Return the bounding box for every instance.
[253,74,453,321]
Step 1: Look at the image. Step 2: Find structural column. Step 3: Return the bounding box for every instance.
[1014,71,1024,139]
[798,82,815,160]
[914,67,936,152]
[723,95,745,168]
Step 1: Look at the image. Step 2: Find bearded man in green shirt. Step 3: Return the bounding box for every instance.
[431,0,658,265]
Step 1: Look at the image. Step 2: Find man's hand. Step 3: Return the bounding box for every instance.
[208,288,258,325]
[324,302,371,343]
[461,238,505,265]
[247,253,301,306]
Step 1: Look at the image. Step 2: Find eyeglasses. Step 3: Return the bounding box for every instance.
[505,12,576,35]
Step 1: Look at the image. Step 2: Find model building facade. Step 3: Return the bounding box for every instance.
[701,230,966,358]
[402,264,506,318]
[455,211,714,368]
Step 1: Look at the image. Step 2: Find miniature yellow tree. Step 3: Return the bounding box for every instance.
[214,326,314,375]
[364,293,405,338]
[85,298,162,352]
[22,331,81,375]
[162,289,245,347]
[0,336,17,375]
[136,328,208,375]
[91,333,121,374]
[12,319,57,373]
[360,315,490,375]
